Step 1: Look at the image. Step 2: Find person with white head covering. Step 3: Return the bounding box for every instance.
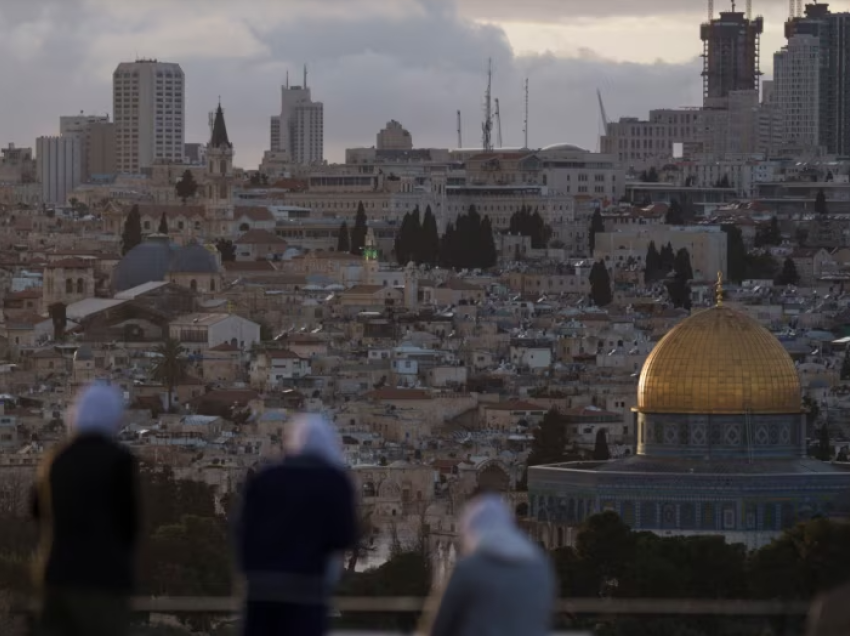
[32,381,140,636]
[236,413,358,636]
[425,493,556,636]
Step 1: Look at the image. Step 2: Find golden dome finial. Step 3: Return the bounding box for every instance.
[715,271,724,306]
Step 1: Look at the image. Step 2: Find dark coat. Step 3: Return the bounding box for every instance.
[236,454,358,636]
[32,433,140,594]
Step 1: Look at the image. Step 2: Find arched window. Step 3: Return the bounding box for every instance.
[65,278,73,294]
[189,279,197,291]
[76,278,84,294]
[210,279,216,292]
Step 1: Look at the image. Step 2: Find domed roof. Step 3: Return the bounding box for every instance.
[112,238,219,292]
[637,305,801,415]
[170,241,218,274]
[113,238,176,292]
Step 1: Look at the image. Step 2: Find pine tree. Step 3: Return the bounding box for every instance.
[644,241,661,284]
[121,204,142,255]
[815,189,828,215]
[350,201,368,255]
[175,169,199,204]
[774,257,799,286]
[841,349,850,381]
[593,428,611,460]
[723,225,747,283]
[659,242,676,274]
[526,409,571,467]
[158,212,169,234]
[674,248,693,281]
[421,206,440,265]
[589,208,605,255]
[439,223,456,268]
[818,423,831,461]
[589,260,613,307]
[665,248,693,309]
[337,221,350,253]
[480,215,498,268]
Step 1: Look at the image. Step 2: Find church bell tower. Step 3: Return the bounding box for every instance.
[205,102,235,235]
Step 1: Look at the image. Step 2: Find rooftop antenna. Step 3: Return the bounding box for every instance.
[482,58,493,152]
[494,98,503,148]
[286,70,289,89]
[796,0,802,17]
[746,0,752,19]
[457,110,463,148]
[303,64,308,89]
[523,78,529,149]
[708,0,714,21]
[731,0,736,12]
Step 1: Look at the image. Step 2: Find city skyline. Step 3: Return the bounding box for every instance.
[0,0,801,167]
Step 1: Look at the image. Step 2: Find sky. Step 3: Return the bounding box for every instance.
[0,0,793,167]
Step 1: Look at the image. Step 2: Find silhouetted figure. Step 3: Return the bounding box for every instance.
[236,414,357,636]
[32,382,140,636]
[427,494,555,636]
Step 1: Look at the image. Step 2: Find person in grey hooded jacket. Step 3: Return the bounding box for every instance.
[428,493,556,636]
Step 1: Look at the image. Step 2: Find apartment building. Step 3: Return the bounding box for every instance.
[377,120,413,150]
[113,59,185,173]
[774,34,821,151]
[600,109,703,167]
[269,67,324,165]
[60,113,116,179]
[36,136,82,205]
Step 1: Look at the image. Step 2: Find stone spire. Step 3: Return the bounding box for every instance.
[210,102,232,149]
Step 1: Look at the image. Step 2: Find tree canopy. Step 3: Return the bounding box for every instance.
[508,206,550,249]
[815,188,828,215]
[175,169,199,204]
[337,221,350,253]
[152,338,188,413]
[589,260,613,307]
[158,212,169,234]
[394,206,439,266]
[121,204,142,255]
[350,201,368,255]
[774,257,799,286]
[438,205,497,270]
[214,238,236,262]
[589,208,605,255]
[665,199,684,225]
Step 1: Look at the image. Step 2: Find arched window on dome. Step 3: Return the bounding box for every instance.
[76,278,84,294]
[189,279,197,292]
[65,278,73,294]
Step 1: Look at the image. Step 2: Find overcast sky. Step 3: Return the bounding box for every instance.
[0,0,792,167]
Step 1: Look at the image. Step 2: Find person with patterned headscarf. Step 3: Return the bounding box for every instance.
[235,413,358,636]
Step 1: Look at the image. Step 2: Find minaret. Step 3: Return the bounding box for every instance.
[363,227,379,283]
[205,102,235,235]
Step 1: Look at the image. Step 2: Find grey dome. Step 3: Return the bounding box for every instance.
[113,238,176,292]
[170,242,218,274]
[112,238,218,292]
[74,345,94,361]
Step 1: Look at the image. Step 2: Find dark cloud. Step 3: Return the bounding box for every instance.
[0,0,704,166]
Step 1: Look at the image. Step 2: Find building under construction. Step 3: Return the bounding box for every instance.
[785,3,850,155]
[700,6,763,104]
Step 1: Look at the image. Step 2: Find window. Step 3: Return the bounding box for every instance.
[143,221,150,230]
[76,278,84,294]
[210,279,216,292]
[65,278,73,293]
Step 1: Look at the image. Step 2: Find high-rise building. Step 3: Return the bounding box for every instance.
[773,34,821,150]
[700,9,764,105]
[269,66,324,165]
[59,112,115,179]
[37,136,82,205]
[377,120,413,150]
[785,3,850,154]
[113,59,185,174]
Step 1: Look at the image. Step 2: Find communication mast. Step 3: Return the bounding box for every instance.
[523,78,529,149]
[746,0,752,20]
[482,58,494,152]
[457,110,462,148]
[494,98,503,148]
[708,0,714,21]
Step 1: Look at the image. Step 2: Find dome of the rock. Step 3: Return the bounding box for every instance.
[637,305,801,415]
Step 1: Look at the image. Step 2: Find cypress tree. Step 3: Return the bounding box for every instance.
[158,212,169,234]
[593,428,611,460]
[480,215,498,268]
[659,242,675,274]
[815,189,828,215]
[122,204,142,255]
[422,206,439,265]
[337,221,350,253]
[589,208,605,255]
[350,201,368,255]
[644,241,661,284]
[589,261,613,307]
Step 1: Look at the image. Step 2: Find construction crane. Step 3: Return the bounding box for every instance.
[457,110,462,148]
[523,78,529,149]
[482,58,494,152]
[597,88,609,134]
[494,98,503,148]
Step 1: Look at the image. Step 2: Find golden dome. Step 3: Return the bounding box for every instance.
[637,305,801,414]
